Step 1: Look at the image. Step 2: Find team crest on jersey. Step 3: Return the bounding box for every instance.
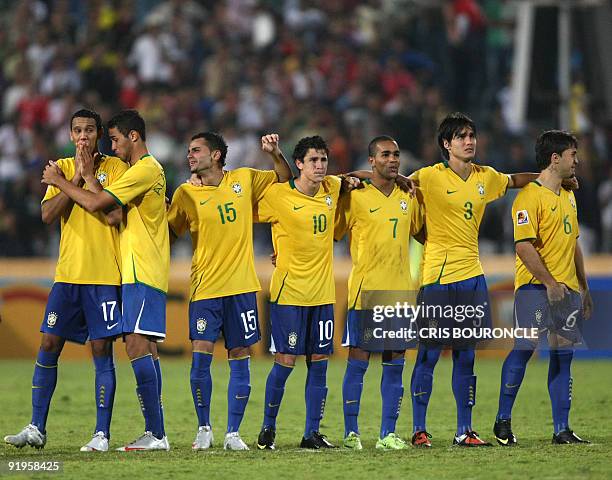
[96,171,108,184]
[400,199,408,213]
[569,197,576,210]
[325,195,333,208]
[534,309,542,326]
[288,332,298,348]
[232,182,243,196]
[196,318,207,333]
[516,210,529,225]
[47,312,58,328]
[477,182,485,196]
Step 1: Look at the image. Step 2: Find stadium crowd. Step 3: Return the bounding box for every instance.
[0,0,610,256]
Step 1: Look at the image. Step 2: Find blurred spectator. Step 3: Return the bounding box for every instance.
[0,0,608,258]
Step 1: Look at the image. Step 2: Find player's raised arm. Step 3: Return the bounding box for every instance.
[574,242,593,319]
[261,133,292,182]
[42,161,117,213]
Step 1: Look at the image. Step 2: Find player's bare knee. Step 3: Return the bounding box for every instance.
[90,338,112,357]
[229,346,250,359]
[348,347,370,361]
[548,332,573,349]
[125,333,151,359]
[310,353,328,362]
[275,353,296,367]
[383,350,405,362]
[193,340,214,354]
[149,341,158,359]
[40,333,64,354]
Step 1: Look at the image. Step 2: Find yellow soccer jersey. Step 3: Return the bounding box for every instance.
[42,155,128,285]
[334,180,422,310]
[513,181,579,291]
[412,161,509,285]
[254,176,342,306]
[168,168,277,301]
[104,154,170,293]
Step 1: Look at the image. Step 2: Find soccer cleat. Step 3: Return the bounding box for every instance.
[192,426,213,450]
[343,431,363,450]
[257,426,276,450]
[453,431,492,447]
[224,432,249,450]
[375,433,408,450]
[411,430,432,448]
[116,431,168,451]
[300,431,336,449]
[552,430,590,444]
[159,435,170,451]
[4,424,46,449]
[80,431,109,452]
[493,419,517,446]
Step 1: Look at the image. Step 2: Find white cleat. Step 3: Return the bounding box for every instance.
[192,426,213,450]
[80,431,109,452]
[223,432,249,450]
[116,431,168,451]
[159,435,170,451]
[4,424,46,449]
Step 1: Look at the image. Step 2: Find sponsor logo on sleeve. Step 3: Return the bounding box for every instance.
[516,210,529,225]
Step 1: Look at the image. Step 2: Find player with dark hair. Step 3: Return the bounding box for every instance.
[409,113,578,448]
[4,109,126,452]
[494,130,592,445]
[168,131,291,450]
[336,135,423,450]
[255,135,358,450]
[40,109,171,451]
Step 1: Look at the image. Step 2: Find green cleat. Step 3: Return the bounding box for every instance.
[375,433,408,450]
[343,431,363,450]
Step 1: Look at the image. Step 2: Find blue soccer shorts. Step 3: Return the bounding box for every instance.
[269,303,334,355]
[417,274,492,347]
[514,284,583,345]
[121,283,166,340]
[41,282,122,344]
[189,292,260,349]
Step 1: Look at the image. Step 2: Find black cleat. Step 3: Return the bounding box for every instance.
[493,419,517,446]
[300,431,336,449]
[552,430,590,444]
[257,426,276,450]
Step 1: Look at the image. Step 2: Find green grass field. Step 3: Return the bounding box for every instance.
[1,357,611,479]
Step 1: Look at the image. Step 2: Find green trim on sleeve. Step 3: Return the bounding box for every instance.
[104,188,124,207]
[514,238,536,244]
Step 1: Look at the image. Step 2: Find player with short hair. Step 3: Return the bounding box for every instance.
[255,135,356,450]
[4,109,126,452]
[167,132,291,450]
[494,130,592,445]
[409,112,577,448]
[335,136,423,450]
[40,109,170,451]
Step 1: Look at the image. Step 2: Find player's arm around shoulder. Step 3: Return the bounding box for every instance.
[506,170,578,191]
